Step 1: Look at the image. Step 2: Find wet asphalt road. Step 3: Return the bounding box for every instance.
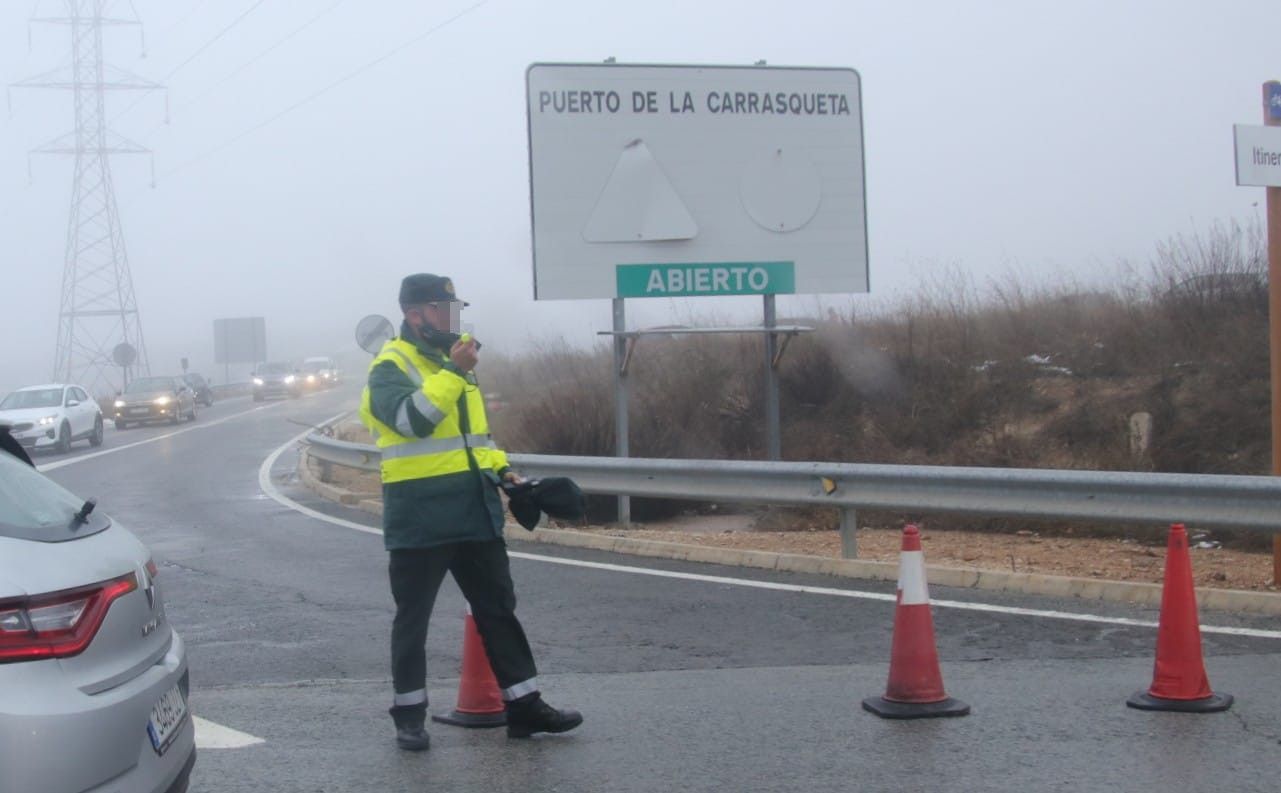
[35,385,1281,792]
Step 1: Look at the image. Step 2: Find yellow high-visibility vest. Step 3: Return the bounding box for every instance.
[359,337,508,484]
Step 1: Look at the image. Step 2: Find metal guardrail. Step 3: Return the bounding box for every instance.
[303,432,1281,557]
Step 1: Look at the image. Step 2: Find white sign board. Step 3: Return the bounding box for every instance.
[526,63,867,300]
[1234,124,1281,187]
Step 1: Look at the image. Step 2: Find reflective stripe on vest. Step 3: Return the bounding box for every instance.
[384,347,422,385]
[381,433,496,460]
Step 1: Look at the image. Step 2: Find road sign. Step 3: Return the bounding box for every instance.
[1233,124,1281,187]
[526,63,867,300]
[213,317,267,365]
[112,342,136,367]
[355,315,394,355]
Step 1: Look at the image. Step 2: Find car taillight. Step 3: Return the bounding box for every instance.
[0,573,138,663]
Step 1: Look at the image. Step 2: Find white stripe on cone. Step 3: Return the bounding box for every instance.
[897,550,930,606]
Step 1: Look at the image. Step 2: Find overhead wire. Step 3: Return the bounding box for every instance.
[158,0,492,181]
[109,0,270,125]
[136,0,349,142]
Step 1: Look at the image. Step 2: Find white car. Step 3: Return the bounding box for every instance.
[0,383,104,453]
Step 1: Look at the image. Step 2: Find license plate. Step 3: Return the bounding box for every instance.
[129,407,149,416]
[147,684,189,755]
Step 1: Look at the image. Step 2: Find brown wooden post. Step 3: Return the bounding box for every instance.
[1265,81,1281,585]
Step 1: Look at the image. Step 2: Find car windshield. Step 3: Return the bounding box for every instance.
[258,363,290,374]
[301,361,329,372]
[0,451,110,542]
[0,389,63,410]
[125,377,174,394]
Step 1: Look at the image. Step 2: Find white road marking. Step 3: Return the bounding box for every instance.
[258,431,1281,642]
[257,413,381,536]
[193,716,265,749]
[37,400,289,472]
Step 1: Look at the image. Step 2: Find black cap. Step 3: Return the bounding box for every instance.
[398,273,468,307]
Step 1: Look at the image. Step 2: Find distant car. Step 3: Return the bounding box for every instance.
[252,362,301,401]
[0,424,195,793]
[182,373,214,407]
[112,376,198,429]
[0,383,104,453]
[300,356,340,389]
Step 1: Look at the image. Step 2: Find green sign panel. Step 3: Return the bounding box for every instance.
[616,261,795,298]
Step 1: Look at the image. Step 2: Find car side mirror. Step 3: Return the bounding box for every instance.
[66,399,80,407]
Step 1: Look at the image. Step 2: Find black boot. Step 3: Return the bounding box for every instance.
[389,705,430,751]
[505,693,583,739]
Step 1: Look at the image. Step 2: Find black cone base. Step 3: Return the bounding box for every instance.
[862,695,971,719]
[431,709,507,728]
[1126,690,1233,713]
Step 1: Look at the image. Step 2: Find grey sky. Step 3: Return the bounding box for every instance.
[0,0,1274,395]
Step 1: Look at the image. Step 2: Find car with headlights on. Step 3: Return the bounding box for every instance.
[251,362,301,401]
[112,377,198,429]
[0,423,195,793]
[299,356,340,390]
[0,383,104,453]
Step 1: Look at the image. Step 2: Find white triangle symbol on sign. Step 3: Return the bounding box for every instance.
[582,139,698,243]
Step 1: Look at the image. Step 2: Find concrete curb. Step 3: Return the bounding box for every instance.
[297,448,1281,616]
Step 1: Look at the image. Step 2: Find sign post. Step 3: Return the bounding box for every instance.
[1266,82,1281,584]
[1240,82,1281,582]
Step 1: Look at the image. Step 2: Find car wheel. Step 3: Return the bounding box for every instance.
[55,421,71,453]
[169,409,180,425]
[115,419,128,430]
[189,404,198,421]
[89,416,104,447]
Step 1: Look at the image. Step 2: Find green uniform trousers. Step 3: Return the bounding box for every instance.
[388,540,538,711]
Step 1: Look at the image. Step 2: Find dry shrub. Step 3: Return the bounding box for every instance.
[481,220,1270,536]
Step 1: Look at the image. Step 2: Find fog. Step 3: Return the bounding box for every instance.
[0,0,1274,396]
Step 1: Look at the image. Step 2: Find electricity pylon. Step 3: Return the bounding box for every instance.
[12,0,160,395]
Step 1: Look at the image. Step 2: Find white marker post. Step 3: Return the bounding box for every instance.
[1267,82,1281,586]
[1237,81,1281,583]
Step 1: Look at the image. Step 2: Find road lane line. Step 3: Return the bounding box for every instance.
[258,430,1281,641]
[37,401,289,472]
[193,716,265,749]
[257,412,383,536]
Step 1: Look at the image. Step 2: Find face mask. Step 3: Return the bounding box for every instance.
[418,325,460,350]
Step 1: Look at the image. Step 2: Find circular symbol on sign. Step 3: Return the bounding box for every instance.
[739,148,822,233]
[112,342,137,367]
[355,314,395,355]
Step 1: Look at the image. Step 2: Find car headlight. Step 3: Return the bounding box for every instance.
[253,377,264,386]
[306,375,316,383]
[284,375,296,384]
[37,415,57,426]
[154,395,171,405]
[114,399,126,408]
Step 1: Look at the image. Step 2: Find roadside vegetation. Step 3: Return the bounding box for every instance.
[480,221,1272,547]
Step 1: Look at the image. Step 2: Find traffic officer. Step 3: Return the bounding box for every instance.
[360,273,583,750]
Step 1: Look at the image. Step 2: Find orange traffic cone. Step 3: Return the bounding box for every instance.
[1126,524,1233,713]
[431,608,507,728]
[863,524,970,719]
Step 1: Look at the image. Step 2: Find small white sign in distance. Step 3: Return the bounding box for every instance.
[526,63,868,300]
[1233,124,1281,187]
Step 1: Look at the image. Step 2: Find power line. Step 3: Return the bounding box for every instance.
[140,0,347,139]
[110,0,269,124]
[160,0,492,180]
